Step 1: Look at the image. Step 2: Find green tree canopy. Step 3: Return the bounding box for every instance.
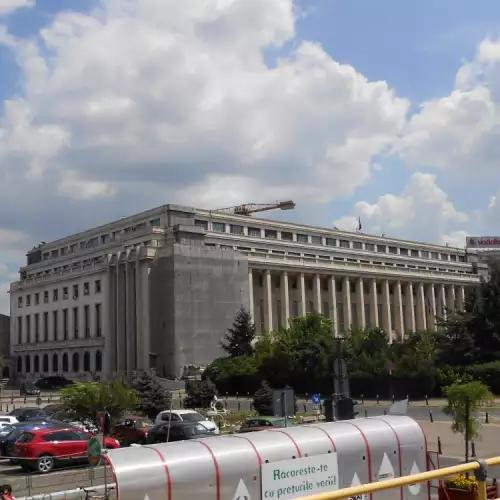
[221,307,256,357]
[60,381,139,428]
[132,372,171,419]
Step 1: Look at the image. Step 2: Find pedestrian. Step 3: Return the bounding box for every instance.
[1,484,14,500]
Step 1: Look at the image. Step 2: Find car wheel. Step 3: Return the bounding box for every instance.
[37,455,54,474]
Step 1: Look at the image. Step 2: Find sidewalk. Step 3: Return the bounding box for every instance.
[419,420,500,458]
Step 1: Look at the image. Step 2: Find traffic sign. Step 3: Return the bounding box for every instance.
[88,436,102,467]
[311,394,321,405]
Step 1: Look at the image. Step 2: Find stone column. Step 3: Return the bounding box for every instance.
[116,257,126,373]
[369,279,379,328]
[381,280,392,342]
[426,284,437,330]
[299,273,306,316]
[313,274,322,313]
[107,261,117,374]
[394,281,404,340]
[280,271,290,329]
[248,268,254,321]
[456,285,465,311]
[437,284,446,320]
[405,283,416,332]
[416,283,427,331]
[329,276,338,337]
[356,277,366,329]
[264,269,273,331]
[447,285,456,314]
[343,277,352,331]
[134,253,144,371]
[125,256,136,374]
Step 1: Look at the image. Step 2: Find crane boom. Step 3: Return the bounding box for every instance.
[213,200,296,216]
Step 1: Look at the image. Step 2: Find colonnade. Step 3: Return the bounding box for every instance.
[249,269,466,340]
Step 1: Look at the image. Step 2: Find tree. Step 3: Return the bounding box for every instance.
[443,380,493,462]
[60,381,139,429]
[253,381,273,416]
[203,356,260,394]
[132,372,172,419]
[184,378,218,409]
[221,308,256,357]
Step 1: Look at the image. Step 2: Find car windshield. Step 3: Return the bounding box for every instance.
[183,423,211,437]
[0,425,15,435]
[180,413,204,422]
[272,419,297,427]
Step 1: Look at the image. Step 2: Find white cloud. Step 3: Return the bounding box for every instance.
[394,38,500,178]
[0,0,34,15]
[334,172,469,247]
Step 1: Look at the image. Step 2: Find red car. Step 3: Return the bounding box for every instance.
[12,427,120,473]
[112,416,153,446]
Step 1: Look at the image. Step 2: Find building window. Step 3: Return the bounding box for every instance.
[34,355,39,373]
[441,254,448,261]
[72,353,79,372]
[230,224,244,235]
[17,317,22,344]
[365,243,375,251]
[95,280,101,293]
[84,352,91,372]
[96,351,102,372]
[53,311,58,340]
[323,302,329,317]
[353,241,362,250]
[311,236,322,245]
[389,246,398,254]
[62,287,68,299]
[52,353,58,373]
[248,227,261,237]
[63,309,68,340]
[18,297,23,308]
[44,291,49,304]
[43,353,48,373]
[34,314,39,343]
[73,307,79,338]
[73,284,79,299]
[326,237,336,247]
[26,295,31,307]
[265,229,277,239]
[281,231,293,241]
[292,301,299,317]
[84,305,90,338]
[95,304,102,337]
[400,248,408,256]
[53,289,59,301]
[26,316,31,343]
[297,234,308,243]
[450,254,457,262]
[43,312,48,342]
[411,249,419,257]
[100,234,109,244]
[195,220,208,230]
[377,245,387,253]
[339,240,350,248]
[431,252,439,259]
[83,282,90,295]
[212,222,225,233]
[35,293,39,305]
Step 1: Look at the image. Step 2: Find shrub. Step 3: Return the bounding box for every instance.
[253,381,274,416]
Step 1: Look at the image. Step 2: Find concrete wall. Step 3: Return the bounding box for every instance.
[150,243,249,378]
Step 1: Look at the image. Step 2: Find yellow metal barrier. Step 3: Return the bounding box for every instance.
[296,457,500,500]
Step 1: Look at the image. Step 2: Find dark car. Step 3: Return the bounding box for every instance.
[35,376,73,390]
[43,404,61,417]
[0,420,68,458]
[9,407,47,422]
[145,422,215,444]
[20,381,41,397]
[112,416,154,446]
[238,417,298,433]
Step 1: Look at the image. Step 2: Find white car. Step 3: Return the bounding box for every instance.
[155,409,219,435]
[0,416,18,427]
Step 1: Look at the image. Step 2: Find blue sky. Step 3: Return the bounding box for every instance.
[0,0,500,312]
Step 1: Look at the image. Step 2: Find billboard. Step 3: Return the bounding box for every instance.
[466,236,500,249]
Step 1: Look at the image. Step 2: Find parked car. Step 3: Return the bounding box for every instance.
[9,407,47,422]
[238,417,298,433]
[112,416,154,446]
[35,376,73,390]
[12,427,120,473]
[155,410,219,435]
[0,416,18,428]
[20,381,41,397]
[146,421,215,444]
[43,404,61,417]
[0,420,68,458]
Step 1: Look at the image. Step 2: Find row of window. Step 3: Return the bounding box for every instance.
[37,218,162,262]
[18,280,101,308]
[196,219,467,263]
[16,304,102,344]
[17,351,102,374]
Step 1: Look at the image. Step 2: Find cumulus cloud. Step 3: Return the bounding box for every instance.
[394,38,500,177]
[0,0,34,15]
[334,172,469,247]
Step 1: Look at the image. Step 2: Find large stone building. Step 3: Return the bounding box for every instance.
[9,204,488,381]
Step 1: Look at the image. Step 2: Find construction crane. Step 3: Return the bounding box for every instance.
[213,200,296,216]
